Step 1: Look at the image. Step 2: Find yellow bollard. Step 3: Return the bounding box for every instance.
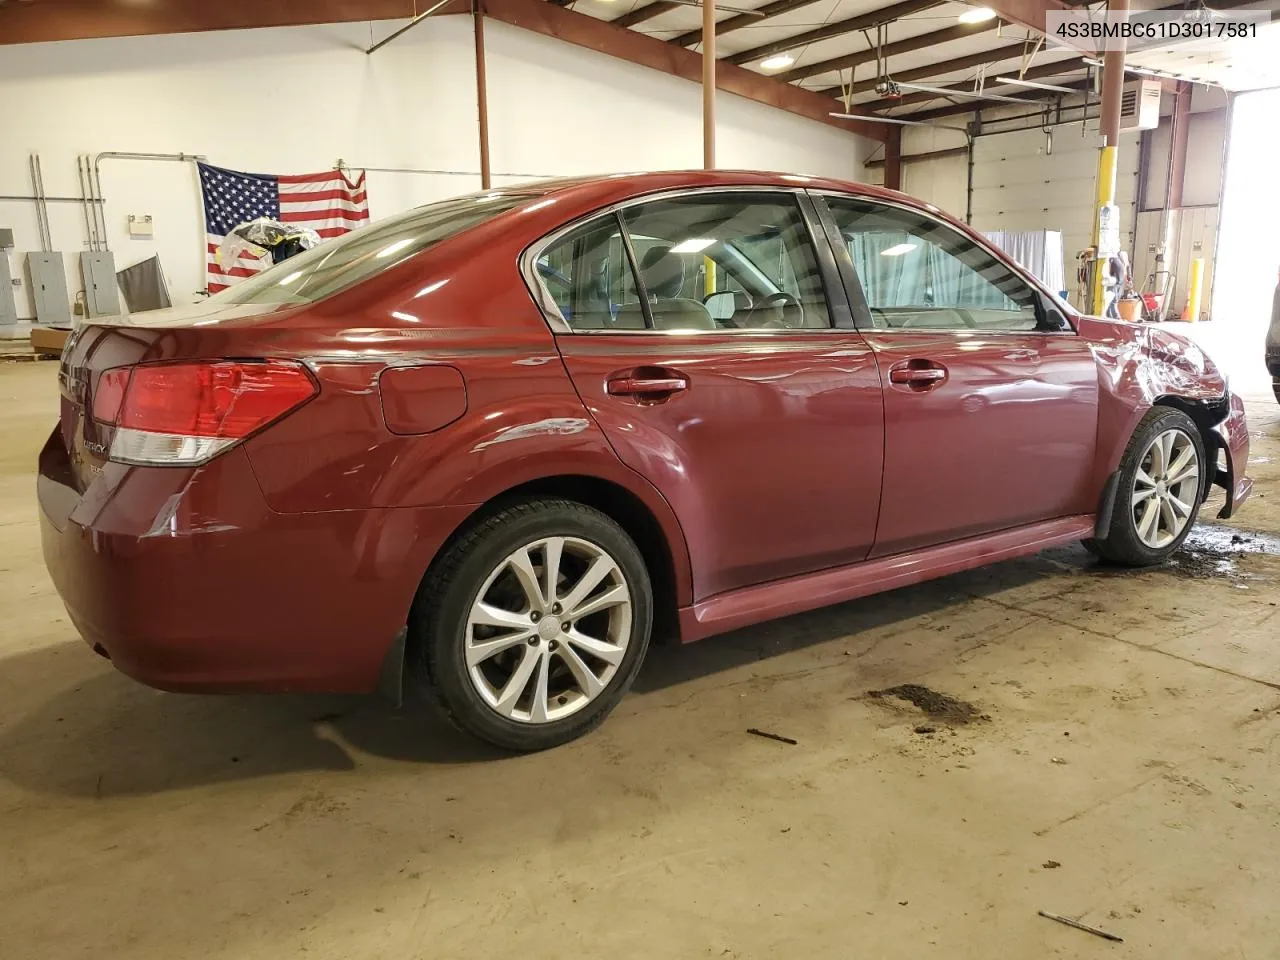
[704,256,716,297]
[1184,257,1204,323]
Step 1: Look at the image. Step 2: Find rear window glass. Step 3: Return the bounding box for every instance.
[212,192,532,306]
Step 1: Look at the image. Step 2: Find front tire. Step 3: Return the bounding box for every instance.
[412,498,652,751]
[1087,407,1205,566]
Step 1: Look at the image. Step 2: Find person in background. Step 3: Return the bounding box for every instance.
[1266,265,1280,403]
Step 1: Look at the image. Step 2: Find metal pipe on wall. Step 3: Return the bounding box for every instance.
[29,154,53,253]
[90,151,207,254]
[76,156,99,252]
[475,3,492,191]
[27,156,46,251]
[337,162,560,178]
[703,0,716,169]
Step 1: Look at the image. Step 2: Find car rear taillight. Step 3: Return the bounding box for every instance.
[93,360,317,466]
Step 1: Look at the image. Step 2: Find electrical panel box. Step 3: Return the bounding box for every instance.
[1118,79,1162,132]
[80,251,120,318]
[27,252,72,327]
[0,256,17,326]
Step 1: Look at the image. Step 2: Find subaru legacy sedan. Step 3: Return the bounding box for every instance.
[40,171,1251,751]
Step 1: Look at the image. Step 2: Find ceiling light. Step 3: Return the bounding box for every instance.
[829,111,970,133]
[994,76,1078,94]
[880,243,919,257]
[760,54,795,71]
[671,238,716,254]
[897,81,1031,105]
[958,6,996,23]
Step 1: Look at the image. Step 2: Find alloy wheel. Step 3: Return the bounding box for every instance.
[464,536,632,724]
[1131,427,1200,549]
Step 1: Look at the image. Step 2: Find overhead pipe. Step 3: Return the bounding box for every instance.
[475,2,492,190]
[366,0,455,55]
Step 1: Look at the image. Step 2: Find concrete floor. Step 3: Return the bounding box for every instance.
[4,348,1280,960]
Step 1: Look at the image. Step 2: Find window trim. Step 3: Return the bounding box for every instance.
[520,185,852,336]
[810,190,1078,338]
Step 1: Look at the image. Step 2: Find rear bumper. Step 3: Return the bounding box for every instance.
[38,429,472,694]
[1214,390,1252,519]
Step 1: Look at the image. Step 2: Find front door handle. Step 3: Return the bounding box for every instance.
[606,367,690,401]
[888,359,949,391]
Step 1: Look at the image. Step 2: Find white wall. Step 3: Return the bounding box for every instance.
[0,16,872,320]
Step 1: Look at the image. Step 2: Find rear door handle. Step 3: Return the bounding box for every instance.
[888,360,949,391]
[606,368,689,400]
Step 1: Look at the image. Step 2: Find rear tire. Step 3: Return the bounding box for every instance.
[1088,407,1205,566]
[411,498,652,752]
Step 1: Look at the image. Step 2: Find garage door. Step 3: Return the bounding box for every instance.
[970,126,1141,296]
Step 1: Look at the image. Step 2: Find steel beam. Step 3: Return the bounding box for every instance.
[817,42,1031,98]
[612,1,682,29]
[728,0,942,66]
[0,0,420,44]
[780,21,1001,82]
[671,0,827,47]
[857,56,1084,113]
[479,0,888,140]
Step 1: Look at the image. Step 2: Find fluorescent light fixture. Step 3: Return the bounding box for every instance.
[670,237,716,254]
[897,81,1032,105]
[377,238,416,259]
[760,54,795,71]
[958,6,996,23]
[277,270,303,286]
[880,243,919,257]
[994,76,1078,94]
[829,111,970,133]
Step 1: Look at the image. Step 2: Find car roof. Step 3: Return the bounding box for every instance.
[496,169,926,211]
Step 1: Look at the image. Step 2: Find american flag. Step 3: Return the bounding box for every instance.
[198,162,370,294]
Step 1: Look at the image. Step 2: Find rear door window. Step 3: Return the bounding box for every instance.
[532,191,834,332]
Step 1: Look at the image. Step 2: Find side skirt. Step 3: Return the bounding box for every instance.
[678,515,1096,643]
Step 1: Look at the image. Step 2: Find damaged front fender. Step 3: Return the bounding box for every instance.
[1077,315,1248,519]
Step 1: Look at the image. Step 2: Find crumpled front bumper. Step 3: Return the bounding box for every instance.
[1214,390,1252,519]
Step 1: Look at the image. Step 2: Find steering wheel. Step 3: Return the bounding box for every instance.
[758,292,804,328]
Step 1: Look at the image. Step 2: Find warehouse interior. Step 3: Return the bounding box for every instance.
[4,0,1280,957]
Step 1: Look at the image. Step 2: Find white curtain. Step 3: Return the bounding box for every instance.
[983,230,1066,296]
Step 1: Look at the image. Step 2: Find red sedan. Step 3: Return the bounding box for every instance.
[39,171,1252,751]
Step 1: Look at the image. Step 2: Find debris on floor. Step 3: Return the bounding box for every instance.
[745,728,798,746]
[866,684,987,725]
[1038,910,1123,943]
